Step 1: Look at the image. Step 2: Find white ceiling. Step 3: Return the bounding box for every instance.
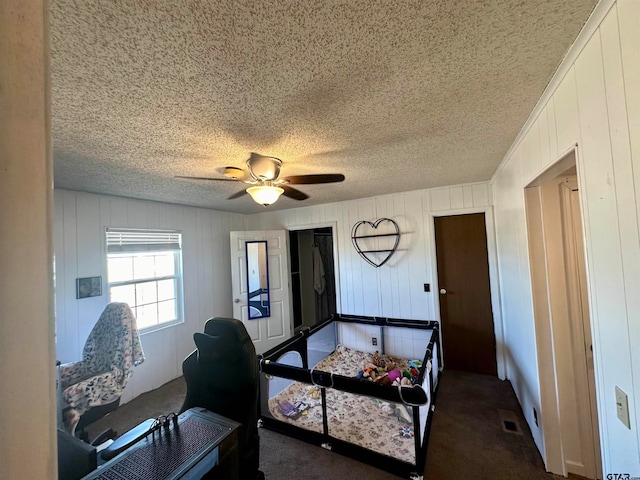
[50,0,597,214]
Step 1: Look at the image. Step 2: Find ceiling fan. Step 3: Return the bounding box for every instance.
[176,152,345,206]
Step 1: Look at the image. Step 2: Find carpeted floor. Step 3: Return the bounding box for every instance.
[425,371,561,480]
[87,370,562,479]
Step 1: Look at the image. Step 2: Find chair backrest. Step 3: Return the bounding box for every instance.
[82,302,144,385]
[180,317,260,479]
[180,317,260,478]
[191,317,258,420]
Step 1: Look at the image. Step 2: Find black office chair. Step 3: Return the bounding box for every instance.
[180,317,263,480]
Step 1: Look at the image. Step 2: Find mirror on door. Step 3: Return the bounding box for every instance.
[246,240,270,319]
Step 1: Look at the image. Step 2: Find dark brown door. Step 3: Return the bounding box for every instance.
[435,213,496,376]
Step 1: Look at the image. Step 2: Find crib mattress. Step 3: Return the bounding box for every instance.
[267,345,418,464]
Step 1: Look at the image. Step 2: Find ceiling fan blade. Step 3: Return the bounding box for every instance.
[281,185,309,201]
[281,174,345,185]
[175,175,239,182]
[227,189,248,200]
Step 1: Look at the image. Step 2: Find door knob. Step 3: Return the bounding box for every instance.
[234,298,240,303]
[439,288,447,295]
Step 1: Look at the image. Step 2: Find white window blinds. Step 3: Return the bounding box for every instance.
[106,228,182,253]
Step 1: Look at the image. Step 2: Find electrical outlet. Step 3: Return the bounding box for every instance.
[615,386,631,429]
[423,283,430,292]
[371,337,378,346]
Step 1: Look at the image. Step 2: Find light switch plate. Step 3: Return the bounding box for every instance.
[615,385,631,429]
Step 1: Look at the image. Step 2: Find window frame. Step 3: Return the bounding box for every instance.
[105,228,184,334]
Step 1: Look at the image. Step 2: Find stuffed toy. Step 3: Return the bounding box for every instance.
[399,426,414,438]
[371,351,383,368]
[380,402,394,415]
[362,367,377,381]
[409,360,422,369]
[306,385,321,399]
[388,368,402,383]
[395,405,413,424]
[362,361,377,371]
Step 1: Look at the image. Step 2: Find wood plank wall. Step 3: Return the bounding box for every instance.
[248,183,493,325]
[53,189,247,402]
[492,0,640,473]
[54,184,492,405]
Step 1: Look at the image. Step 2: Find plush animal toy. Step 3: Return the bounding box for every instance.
[363,367,377,381]
[376,374,392,386]
[380,402,394,415]
[388,368,402,383]
[395,405,413,424]
[400,426,414,438]
[362,361,377,371]
[371,351,382,367]
[306,385,321,399]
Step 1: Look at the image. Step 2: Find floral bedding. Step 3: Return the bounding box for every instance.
[267,345,418,464]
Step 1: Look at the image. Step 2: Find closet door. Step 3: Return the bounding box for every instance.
[435,213,496,376]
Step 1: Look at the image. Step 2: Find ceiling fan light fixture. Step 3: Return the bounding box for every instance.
[248,153,282,180]
[223,166,244,179]
[246,184,284,206]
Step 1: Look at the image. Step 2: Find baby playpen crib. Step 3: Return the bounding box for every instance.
[258,314,441,480]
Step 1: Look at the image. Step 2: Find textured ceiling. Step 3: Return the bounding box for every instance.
[50,0,597,214]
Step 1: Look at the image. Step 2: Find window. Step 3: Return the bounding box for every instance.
[106,228,183,332]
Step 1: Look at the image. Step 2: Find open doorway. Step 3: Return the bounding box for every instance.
[289,227,337,332]
[525,150,601,479]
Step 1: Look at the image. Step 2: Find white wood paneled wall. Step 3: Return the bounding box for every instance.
[383,326,433,361]
[53,189,246,403]
[337,323,382,354]
[335,323,434,362]
[492,0,640,473]
[248,183,493,323]
[53,184,491,406]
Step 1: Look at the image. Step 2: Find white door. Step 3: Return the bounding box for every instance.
[230,230,293,354]
[561,181,602,479]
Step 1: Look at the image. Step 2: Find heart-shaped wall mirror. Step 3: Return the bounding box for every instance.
[351,218,400,267]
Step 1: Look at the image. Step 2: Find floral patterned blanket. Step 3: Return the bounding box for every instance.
[60,302,144,435]
[267,344,418,464]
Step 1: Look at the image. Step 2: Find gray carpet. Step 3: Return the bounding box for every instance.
[425,371,561,480]
[87,371,561,479]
